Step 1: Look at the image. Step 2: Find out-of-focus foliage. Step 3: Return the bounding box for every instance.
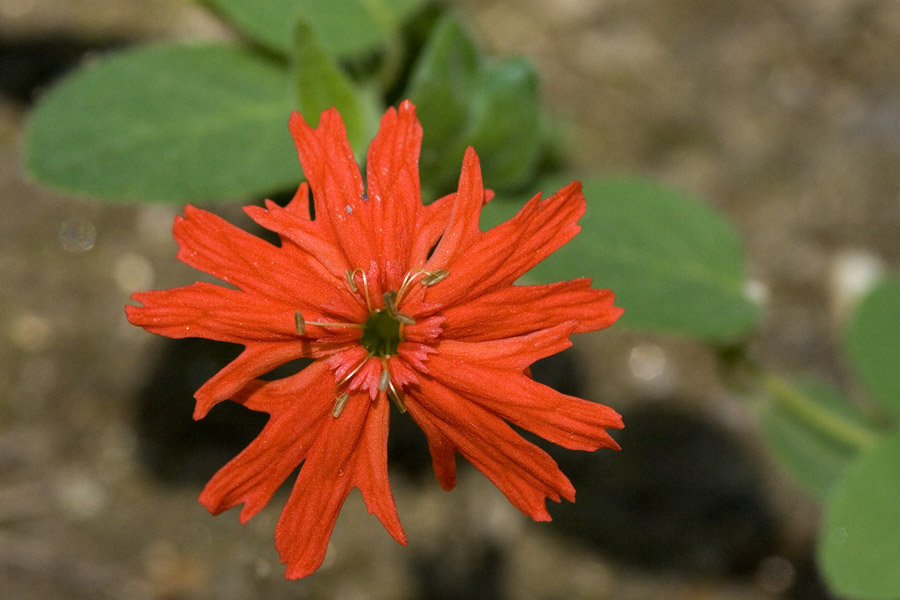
[289,18,380,154]
[24,5,544,202]
[819,434,900,600]
[405,15,542,194]
[25,44,298,202]
[759,379,867,499]
[845,275,900,416]
[204,0,425,57]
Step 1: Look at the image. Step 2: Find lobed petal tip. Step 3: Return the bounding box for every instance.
[287,110,306,128]
[192,396,213,421]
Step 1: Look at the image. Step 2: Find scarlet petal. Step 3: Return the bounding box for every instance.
[407,404,457,490]
[127,282,360,419]
[425,147,486,271]
[435,322,578,372]
[198,362,334,521]
[275,393,404,579]
[409,185,495,269]
[427,182,586,305]
[127,283,298,344]
[174,205,296,301]
[400,315,444,345]
[409,191,455,267]
[430,325,623,451]
[283,181,312,219]
[288,108,376,276]
[193,343,311,419]
[365,100,422,279]
[351,392,407,545]
[407,376,575,521]
[428,354,622,451]
[386,355,419,388]
[440,279,623,341]
[244,201,352,285]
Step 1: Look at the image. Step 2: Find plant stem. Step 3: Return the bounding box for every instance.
[759,372,879,451]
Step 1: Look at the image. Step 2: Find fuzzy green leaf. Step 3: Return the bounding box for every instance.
[406,14,542,194]
[819,433,900,600]
[461,59,541,190]
[206,0,424,57]
[24,44,299,202]
[405,14,480,190]
[845,275,900,416]
[290,18,380,154]
[759,379,867,499]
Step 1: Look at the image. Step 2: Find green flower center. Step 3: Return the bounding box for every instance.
[360,308,403,358]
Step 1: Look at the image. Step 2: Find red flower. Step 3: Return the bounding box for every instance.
[126,100,623,579]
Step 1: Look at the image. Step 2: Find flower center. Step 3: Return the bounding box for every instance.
[360,308,403,358]
[293,267,450,418]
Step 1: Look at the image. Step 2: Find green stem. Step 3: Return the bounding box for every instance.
[759,372,879,451]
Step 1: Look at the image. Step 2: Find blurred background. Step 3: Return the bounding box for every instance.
[2,0,899,598]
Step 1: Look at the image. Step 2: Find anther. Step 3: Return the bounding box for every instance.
[396,268,450,304]
[421,269,449,286]
[294,310,305,335]
[378,360,391,392]
[383,291,415,325]
[332,392,350,418]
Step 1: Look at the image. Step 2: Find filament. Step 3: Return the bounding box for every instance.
[396,268,449,305]
[346,268,373,311]
[294,310,363,336]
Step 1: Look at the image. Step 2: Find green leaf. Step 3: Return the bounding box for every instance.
[481,176,760,342]
[759,379,867,499]
[290,18,380,154]
[24,43,299,203]
[845,275,900,416]
[405,14,480,189]
[406,14,542,193]
[205,0,424,57]
[819,433,900,600]
[460,59,541,190]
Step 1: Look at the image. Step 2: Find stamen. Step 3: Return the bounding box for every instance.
[396,270,417,301]
[345,269,358,292]
[421,269,449,286]
[346,268,373,311]
[383,291,416,325]
[378,369,391,392]
[331,355,374,417]
[294,310,363,336]
[387,380,407,414]
[396,268,450,304]
[337,357,369,388]
[332,392,350,418]
[378,360,391,392]
[294,310,305,335]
